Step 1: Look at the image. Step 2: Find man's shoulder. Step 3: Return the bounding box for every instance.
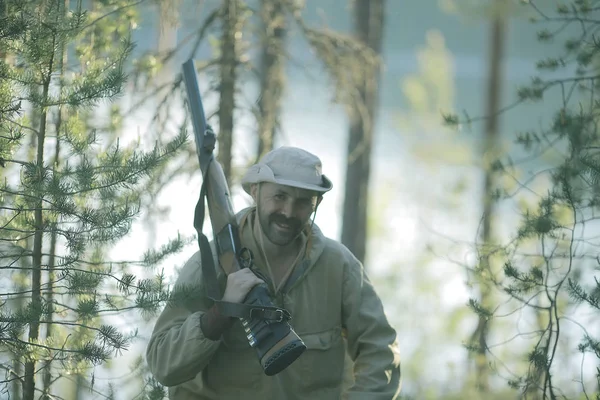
[173,251,203,285]
[321,236,346,253]
[313,229,361,267]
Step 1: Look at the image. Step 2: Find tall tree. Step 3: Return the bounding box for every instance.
[467,0,507,393]
[341,0,385,265]
[156,0,180,82]
[41,4,68,396]
[217,0,245,185]
[255,0,287,162]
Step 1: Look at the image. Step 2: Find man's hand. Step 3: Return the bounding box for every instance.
[221,268,264,304]
[200,269,264,340]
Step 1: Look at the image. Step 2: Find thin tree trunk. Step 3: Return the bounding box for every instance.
[42,1,67,390]
[217,0,240,185]
[156,0,179,89]
[341,0,384,265]
[527,300,548,399]
[23,2,56,396]
[0,0,6,62]
[469,4,506,394]
[23,53,53,400]
[41,229,58,396]
[256,0,286,162]
[13,92,40,400]
[11,243,30,400]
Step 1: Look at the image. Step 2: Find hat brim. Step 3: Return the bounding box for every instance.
[241,164,332,195]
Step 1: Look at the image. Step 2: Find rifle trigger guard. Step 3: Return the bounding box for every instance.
[239,247,254,269]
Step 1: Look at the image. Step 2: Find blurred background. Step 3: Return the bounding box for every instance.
[1,0,599,399]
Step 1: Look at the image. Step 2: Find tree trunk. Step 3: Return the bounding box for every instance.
[13,100,40,400]
[217,0,240,185]
[23,55,53,400]
[523,299,548,399]
[156,0,179,89]
[469,3,506,394]
[11,243,30,400]
[0,0,5,62]
[256,0,286,162]
[341,0,385,265]
[41,4,68,396]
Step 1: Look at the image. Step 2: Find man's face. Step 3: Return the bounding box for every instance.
[252,182,320,246]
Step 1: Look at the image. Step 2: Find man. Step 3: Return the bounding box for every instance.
[146,146,401,399]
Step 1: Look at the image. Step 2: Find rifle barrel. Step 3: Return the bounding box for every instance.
[182,59,209,169]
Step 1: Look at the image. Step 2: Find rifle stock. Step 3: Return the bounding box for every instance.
[204,161,241,275]
[182,59,306,376]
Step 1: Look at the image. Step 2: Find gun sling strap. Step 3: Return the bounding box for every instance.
[193,155,291,324]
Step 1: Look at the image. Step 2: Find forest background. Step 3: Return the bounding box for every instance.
[1,0,600,399]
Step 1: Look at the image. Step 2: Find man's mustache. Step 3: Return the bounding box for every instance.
[270,214,301,230]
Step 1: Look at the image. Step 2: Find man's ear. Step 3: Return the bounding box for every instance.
[250,183,258,202]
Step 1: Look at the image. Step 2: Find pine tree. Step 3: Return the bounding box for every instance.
[445,1,600,398]
[0,1,187,398]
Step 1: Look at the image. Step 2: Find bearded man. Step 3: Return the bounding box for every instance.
[146,146,402,400]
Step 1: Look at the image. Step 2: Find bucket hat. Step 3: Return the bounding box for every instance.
[241,146,333,195]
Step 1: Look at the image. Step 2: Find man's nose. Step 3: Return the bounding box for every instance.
[280,199,294,218]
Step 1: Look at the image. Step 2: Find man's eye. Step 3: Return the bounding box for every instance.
[274,194,286,201]
[297,199,314,208]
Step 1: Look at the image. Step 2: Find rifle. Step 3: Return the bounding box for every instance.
[181,59,306,376]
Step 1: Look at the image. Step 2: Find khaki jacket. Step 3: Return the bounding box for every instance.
[146,208,401,399]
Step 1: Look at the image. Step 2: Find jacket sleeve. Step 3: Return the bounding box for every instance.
[145,251,225,387]
[342,256,402,400]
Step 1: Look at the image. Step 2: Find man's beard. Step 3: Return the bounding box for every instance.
[257,209,304,246]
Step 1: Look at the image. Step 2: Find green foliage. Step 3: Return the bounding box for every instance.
[143,377,168,400]
[568,277,600,309]
[400,30,456,132]
[0,0,188,398]
[467,298,493,319]
[442,0,600,398]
